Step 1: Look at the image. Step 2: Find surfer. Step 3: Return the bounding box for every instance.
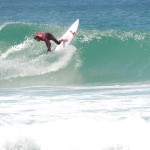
[34,32,67,54]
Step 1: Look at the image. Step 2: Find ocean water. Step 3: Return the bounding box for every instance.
[1,0,150,149]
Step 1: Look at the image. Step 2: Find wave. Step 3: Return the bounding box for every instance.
[1,22,150,87]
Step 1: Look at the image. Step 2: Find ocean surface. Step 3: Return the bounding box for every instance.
[1,0,150,149]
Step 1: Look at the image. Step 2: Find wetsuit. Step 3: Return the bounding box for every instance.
[34,32,63,51]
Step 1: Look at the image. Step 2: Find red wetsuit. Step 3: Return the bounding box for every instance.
[34,32,62,51]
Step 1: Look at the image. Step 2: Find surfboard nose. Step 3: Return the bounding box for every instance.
[55,19,79,51]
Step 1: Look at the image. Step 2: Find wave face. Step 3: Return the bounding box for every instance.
[1,23,150,87]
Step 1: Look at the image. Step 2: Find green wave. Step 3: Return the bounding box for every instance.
[1,23,150,87]
[77,30,150,84]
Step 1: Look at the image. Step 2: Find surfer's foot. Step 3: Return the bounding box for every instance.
[62,39,68,42]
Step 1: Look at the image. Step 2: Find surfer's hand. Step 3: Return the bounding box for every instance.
[46,50,51,55]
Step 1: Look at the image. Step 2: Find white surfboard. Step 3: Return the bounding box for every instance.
[55,19,79,51]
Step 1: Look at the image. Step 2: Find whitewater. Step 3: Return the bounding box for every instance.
[1,85,150,150]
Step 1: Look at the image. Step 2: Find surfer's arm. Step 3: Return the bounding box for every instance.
[44,39,51,51]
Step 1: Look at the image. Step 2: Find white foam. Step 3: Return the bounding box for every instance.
[1,85,150,149]
[79,30,147,43]
[0,24,5,31]
[0,45,77,80]
[0,117,150,150]
[1,38,34,59]
[41,45,76,74]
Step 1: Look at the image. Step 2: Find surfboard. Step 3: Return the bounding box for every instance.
[55,19,79,52]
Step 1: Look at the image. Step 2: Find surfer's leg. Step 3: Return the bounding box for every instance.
[45,33,67,45]
[51,35,62,45]
[45,32,60,44]
[52,38,68,45]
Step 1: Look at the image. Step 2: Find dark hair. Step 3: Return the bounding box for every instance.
[34,36,39,40]
[34,36,41,42]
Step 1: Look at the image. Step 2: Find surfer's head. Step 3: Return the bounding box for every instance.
[34,36,40,42]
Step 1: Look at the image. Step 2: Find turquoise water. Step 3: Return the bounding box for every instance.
[1,0,150,150]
